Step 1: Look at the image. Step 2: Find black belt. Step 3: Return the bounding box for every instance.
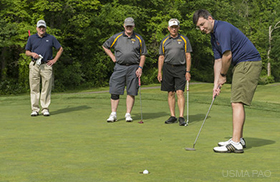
[118,63,138,66]
[165,62,185,67]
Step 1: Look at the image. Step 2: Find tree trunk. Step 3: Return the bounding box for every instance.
[1,47,7,80]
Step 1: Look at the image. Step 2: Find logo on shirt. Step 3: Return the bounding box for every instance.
[46,40,49,43]
[177,39,183,44]
[131,38,136,44]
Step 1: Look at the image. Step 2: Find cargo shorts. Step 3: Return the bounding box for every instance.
[231,61,262,105]
[109,63,139,96]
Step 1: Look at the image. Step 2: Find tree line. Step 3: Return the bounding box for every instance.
[1,0,279,95]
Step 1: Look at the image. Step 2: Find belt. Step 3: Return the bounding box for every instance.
[118,63,138,66]
[165,62,185,67]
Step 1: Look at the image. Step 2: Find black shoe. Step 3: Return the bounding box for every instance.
[164,116,177,124]
[179,117,186,126]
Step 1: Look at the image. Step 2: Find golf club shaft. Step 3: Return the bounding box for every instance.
[139,77,143,121]
[187,80,189,124]
[192,96,216,147]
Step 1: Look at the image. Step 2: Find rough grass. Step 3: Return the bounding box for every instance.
[0,83,279,182]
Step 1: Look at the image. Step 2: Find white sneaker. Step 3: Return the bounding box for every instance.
[125,113,133,122]
[218,138,246,148]
[214,140,244,153]
[107,113,117,122]
[42,111,50,116]
[31,111,39,116]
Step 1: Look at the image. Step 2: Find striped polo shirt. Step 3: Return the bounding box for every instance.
[103,32,147,65]
[159,34,192,65]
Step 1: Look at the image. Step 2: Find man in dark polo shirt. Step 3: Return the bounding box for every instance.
[25,20,63,116]
[193,10,262,153]
[157,18,192,126]
[102,17,147,123]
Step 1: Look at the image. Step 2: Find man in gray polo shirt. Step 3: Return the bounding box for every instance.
[102,17,147,123]
[157,18,192,126]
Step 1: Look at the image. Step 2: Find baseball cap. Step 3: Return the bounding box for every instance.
[168,18,180,27]
[37,20,47,28]
[124,17,135,26]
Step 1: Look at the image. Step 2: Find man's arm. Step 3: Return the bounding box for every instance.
[220,50,232,77]
[25,50,39,59]
[185,52,191,81]
[157,55,164,82]
[136,55,145,77]
[102,46,116,62]
[213,50,232,98]
[47,47,63,66]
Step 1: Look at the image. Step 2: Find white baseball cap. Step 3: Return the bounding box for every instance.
[168,18,180,27]
[37,20,47,28]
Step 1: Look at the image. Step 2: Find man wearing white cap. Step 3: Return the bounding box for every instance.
[25,20,63,116]
[157,18,192,126]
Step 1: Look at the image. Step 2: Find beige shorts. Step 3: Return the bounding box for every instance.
[231,61,262,105]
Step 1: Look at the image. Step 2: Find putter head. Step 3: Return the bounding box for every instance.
[138,121,144,124]
[185,147,196,151]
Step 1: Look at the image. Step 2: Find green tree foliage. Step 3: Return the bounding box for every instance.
[0,0,280,95]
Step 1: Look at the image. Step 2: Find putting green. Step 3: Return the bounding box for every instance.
[0,83,279,181]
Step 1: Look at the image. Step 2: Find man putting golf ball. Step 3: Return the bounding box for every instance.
[193,10,262,153]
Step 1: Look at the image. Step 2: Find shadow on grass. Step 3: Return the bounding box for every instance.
[117,112,207,123]
[223,137,276,149]
[244,137,276,149]
[189,114,210,123]
[51,105,91,115]
[116,112,168,122]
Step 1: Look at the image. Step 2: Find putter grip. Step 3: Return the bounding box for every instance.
[138,77,141,86]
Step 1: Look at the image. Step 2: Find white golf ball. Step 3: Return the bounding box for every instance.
[143,169,149,174]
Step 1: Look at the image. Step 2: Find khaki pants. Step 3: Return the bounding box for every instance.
[29,62,53,113]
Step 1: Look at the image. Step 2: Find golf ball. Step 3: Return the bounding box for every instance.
[143,169,149,174]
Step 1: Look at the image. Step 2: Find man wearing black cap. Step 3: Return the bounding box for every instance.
[103,17,147,123]
[25,20,63,117]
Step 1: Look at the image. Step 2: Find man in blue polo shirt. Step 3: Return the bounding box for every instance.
[157,18,192,126]
[193,10,262,153]
[25,20,63,116]
[103,17,147,123]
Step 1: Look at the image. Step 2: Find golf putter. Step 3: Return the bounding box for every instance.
[185,94,217,151]
[186,80,189,126]
[138,77,144,124]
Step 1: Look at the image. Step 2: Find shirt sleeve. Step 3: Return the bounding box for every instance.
[52,36,62,50]
[159,40,164,55]
[139,36,148,56]
[25,36,32,50]
[185,37,192,53]
[103,34,118,49]
[217,25,232,55]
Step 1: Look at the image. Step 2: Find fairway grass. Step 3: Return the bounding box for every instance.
[0,83,279,182]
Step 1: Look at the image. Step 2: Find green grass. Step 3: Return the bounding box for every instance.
[0,83,279,182]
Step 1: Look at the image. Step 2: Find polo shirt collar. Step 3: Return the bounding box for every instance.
[123,32,135,38]
[36,33,48,38]
[169,34,180,39]
[212,20,218,35]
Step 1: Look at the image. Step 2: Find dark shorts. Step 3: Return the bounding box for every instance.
[109,64,139,96]
[231,61,262,105]
[161,63,186,92]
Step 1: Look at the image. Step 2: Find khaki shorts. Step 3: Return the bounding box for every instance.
[231,61,262,105]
